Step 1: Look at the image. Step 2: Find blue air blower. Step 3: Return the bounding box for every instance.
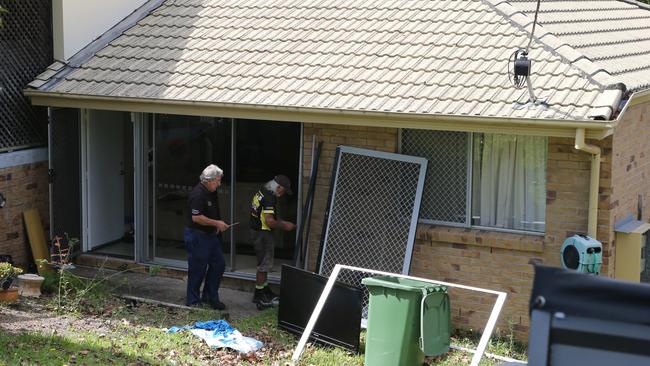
[560,234,602,274]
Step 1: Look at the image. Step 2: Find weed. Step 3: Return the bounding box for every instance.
[39,235,161,315]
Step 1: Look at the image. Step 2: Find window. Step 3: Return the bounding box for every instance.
[401,129,547,233]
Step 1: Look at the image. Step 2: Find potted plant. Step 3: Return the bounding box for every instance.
[0,262,22,289]
[0,262,23,302]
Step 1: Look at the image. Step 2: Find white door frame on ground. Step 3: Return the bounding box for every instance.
[291,264,508,366]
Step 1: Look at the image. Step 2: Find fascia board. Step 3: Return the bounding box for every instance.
[26,90,612,139]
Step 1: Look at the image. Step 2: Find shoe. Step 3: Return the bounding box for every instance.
[253,288,273,305]
[210,300,226,310]
[263,286,279,301]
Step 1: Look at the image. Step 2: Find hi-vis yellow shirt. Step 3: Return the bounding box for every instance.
[250,188,276,231]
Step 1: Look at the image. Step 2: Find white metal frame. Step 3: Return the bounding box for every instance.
[291,264,508,366]
[80,109,89,251]
[133,112,147,262]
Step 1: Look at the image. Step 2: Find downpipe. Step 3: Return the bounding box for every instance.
[574,128,600,238]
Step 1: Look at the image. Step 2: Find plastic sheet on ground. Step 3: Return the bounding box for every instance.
[167,319,263,353]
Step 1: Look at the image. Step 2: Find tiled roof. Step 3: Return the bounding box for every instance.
[28,61,66,89]
[509,0,650,92]
[28,0,642,121]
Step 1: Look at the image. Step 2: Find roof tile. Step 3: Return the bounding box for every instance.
[32,0,647,122]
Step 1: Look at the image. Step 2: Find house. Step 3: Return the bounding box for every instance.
[24,0,650,339]
[0,0,52,268]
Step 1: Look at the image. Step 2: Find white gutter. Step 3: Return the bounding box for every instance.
[574,128,601,239]
[573,84,628,239]
[628,88,650,107]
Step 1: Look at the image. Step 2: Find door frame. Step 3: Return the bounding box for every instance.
[133,112,149,263]
[80,109,128,252]
[80,109,89,251]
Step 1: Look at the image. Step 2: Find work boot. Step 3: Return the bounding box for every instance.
[210,300,226,311]
[263,286,279,301]
[253,288,272,305]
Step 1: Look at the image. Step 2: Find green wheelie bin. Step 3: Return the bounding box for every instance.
[361,276,450,366]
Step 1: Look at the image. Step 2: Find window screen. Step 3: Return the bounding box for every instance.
[401,129,469,225]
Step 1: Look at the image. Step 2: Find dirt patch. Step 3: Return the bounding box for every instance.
[0,296,296,366]
[0,299,112,337]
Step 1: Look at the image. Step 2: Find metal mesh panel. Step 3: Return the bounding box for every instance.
[50,108,81,240]
[0,0,52,151]
[319,147,426,316]
[401,129,469,224]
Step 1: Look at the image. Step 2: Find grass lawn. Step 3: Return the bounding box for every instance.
[0,301,526,365]
[0,300,364,366]
[0,271,527,365]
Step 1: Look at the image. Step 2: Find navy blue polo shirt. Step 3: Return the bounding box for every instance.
[186,183,221,233]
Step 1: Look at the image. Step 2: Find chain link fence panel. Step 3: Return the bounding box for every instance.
[318,146,427,317]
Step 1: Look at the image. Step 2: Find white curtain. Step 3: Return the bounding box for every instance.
[476,134,547,232]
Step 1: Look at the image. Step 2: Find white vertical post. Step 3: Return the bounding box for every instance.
[291,265,342,362]
[470,291,507,366]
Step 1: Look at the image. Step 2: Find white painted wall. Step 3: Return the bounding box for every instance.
[53,0,148,61]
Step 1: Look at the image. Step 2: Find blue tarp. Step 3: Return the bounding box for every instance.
[168,319,263,353]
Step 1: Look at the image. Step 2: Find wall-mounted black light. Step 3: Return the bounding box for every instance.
[0,193,5,208]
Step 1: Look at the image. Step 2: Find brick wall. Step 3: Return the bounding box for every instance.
[302,123,613,340]
[610,101,650,273]
[0,161,50,269]
[411,137,612,340]
[547,137,614,276]
[302,124,397,270]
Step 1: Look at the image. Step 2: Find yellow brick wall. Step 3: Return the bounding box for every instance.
[301,124,613,340]
[610,102,650,274]
[0,162,50,269]
[302,124,397,270]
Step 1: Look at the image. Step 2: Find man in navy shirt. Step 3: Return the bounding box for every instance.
[185,164,231,309]
[249,175,296,305]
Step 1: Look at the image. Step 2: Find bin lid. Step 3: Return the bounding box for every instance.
[361,276,446,293]
[420,291,450,356]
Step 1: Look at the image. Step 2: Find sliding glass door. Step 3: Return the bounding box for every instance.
[135,114,301,278]
[148,114,232,267]
[230,119,301,275]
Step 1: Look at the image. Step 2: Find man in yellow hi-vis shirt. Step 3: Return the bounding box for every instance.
[249,175,296,306]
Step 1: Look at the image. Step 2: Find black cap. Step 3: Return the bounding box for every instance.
[273,175,293,195]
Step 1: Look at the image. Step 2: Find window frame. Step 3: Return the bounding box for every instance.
[399,129,546,235]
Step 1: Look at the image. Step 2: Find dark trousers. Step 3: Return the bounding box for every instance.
[184,228,225,306]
